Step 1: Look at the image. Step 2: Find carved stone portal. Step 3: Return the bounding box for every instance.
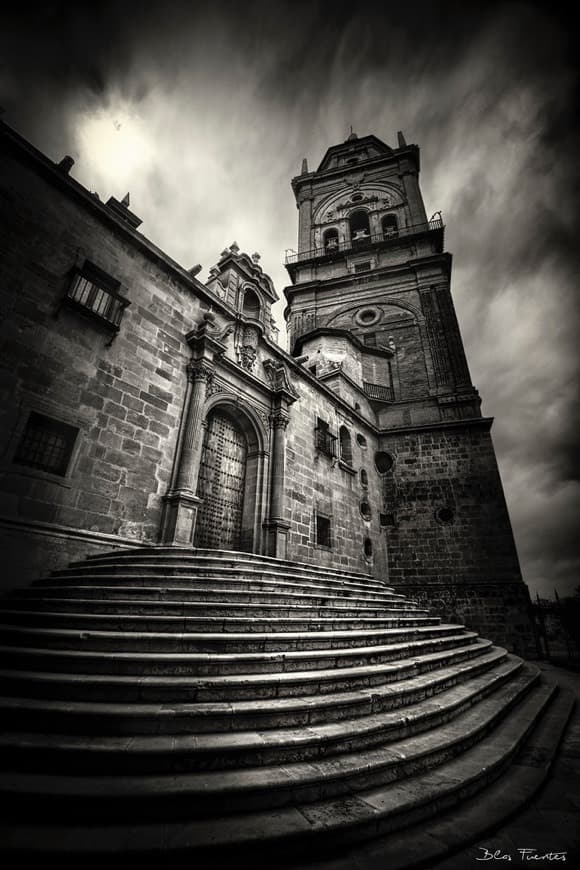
[194,410,247,550]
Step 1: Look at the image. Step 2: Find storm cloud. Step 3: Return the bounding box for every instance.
[1,0,578,598]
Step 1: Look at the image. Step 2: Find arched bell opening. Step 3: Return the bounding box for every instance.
[349,209,371,246]
[382,214,398,238]
[242,288,261,320]
[323,228,339,252]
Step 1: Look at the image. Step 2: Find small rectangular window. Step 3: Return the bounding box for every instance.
[380,512,396,527]
[14,412,78,477]
[65,260,130,330]
[315,418,336,457]
[354,261,371,273]
[363,333,377,346]
[316,514,331,547]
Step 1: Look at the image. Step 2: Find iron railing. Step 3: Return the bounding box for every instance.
[66,274,129,330]
[363,382,394,402]
[285,217,444,265]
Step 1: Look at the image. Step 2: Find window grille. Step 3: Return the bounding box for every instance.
[65,261,129,330]
[315,419,336,457]
[14,412,78,476]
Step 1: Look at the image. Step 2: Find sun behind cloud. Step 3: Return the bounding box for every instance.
[74,102,154,189]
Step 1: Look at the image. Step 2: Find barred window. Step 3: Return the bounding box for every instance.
[14,412,78,476]
[315,418,336,457]
[65,261,129,330]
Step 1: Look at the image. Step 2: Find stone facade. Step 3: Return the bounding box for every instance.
[0,123,535,654]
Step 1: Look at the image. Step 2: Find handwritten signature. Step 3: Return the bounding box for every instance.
[476,848,567,862]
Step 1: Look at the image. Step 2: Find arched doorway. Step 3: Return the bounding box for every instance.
[194,409,248,550]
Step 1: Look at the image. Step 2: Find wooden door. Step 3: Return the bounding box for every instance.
[194,410,247,550]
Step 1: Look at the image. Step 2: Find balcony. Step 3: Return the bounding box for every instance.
[64,266,130,331]
[363,382,394,402]
[285,216,444,266]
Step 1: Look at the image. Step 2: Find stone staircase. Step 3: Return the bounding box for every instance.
[0,548,573,867]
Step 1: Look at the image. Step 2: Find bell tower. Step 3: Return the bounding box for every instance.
[283,131,534,655]
[283,131,481,429]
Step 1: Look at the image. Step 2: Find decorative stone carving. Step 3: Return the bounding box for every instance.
[240,324,260,372]
[263,359,299,400]
[187,360,214,385]
[269,410,289,430]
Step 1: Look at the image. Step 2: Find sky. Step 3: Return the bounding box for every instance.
[1,0,578,600]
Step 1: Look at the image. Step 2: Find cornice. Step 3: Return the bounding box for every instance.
[0,121,236,321]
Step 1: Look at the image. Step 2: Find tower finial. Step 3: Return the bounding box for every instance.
[301,157,309,175]
[347,125,357,141]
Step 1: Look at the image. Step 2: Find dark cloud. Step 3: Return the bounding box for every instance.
[1,0,578,598]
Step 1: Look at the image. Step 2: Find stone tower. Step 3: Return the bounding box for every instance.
[283,131,533,653]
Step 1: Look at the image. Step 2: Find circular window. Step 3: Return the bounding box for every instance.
[351,192,364,202]
[374,451,394,474]
[355,307,380,327]
[363,538,373,559]
[360,468,368,487]
[436,507,455,525]
[360,500,372,520]
[356,433,367,448]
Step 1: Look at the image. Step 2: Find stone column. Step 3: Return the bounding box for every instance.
[263,407,291,558]
[173,361,213,493]
[161,360,214,546]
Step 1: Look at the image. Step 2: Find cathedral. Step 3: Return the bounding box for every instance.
[2,121,570,866]
[0,122,532,652]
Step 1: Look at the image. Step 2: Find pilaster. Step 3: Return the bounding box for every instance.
[161,312,226,546]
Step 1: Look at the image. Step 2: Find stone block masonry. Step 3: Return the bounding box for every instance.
[379,420,534,653]
[0,135,208,589]
[380,422,522,585]
[284,373,388,576]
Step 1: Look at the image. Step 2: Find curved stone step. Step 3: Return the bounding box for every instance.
[1,682,569,863]
[5,593,427,621]
[14,584,418,611]
[0,622,463,653]
[0,599,441,636]
[46,568,403,602]
[0,639,494,702]
[0,596,441,627]
[0,668,547,819]
[0,647,510,734]
[76,548,386,587]
[0,657,526,773]
[0,632,478,676]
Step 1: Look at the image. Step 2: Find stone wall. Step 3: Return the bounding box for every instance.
[284,372,388,576]
[400,581,537,657]
[379,421,523,585]
[0,517,137,591]
[0,140,203,580]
